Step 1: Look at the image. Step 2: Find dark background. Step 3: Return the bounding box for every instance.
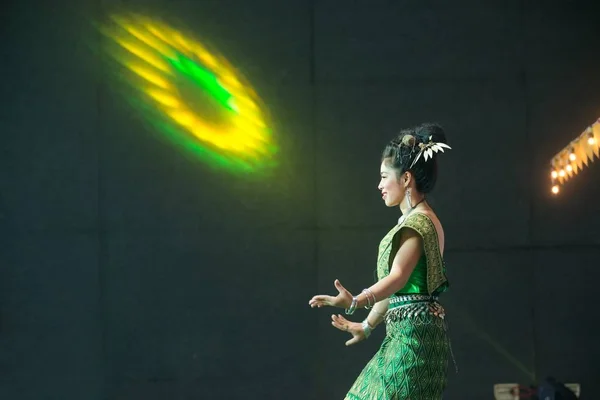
[2,0,600,399]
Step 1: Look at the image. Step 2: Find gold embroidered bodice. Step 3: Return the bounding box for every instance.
[375,212,449,296]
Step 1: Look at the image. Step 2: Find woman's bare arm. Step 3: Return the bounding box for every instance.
[354,229,422,309]
[365,298,390,328]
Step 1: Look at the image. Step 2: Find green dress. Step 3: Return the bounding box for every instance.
[345,213,451,400]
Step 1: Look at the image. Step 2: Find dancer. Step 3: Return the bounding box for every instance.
[309,123,453,400]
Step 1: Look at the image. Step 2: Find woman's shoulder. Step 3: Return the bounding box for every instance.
[404,211,443,236]
[404,211,445,253]
[404,211,437,228]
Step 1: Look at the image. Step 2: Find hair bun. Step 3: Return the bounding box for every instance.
[401,134,416,147]
[381,122,449,195]
[416,123,447,145]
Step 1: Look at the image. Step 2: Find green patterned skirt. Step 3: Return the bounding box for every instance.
[345,308,449,400]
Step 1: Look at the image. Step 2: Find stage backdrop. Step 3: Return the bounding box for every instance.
[1,0,600,398]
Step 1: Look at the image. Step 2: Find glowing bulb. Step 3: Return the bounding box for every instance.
[551,170,558,179]
[569,152,576,161]
[551,185,559,194]
[559,169,566,177]
[566,164,573,172]
[588,129,596,145]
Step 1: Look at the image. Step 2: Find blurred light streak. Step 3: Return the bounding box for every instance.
[99,13,277,174]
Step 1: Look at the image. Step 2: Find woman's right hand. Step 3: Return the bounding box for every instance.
[330,314,367,347]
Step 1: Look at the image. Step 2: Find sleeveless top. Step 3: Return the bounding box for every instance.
[375,212,449,296]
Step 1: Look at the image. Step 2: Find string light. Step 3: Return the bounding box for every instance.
[549,120,600,195]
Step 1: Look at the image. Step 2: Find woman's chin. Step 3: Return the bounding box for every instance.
[384,199,400,208]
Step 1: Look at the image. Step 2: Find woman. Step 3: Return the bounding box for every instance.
[309,123,454,400]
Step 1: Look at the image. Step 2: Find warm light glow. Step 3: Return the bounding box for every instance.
[551,185,559,194]
[588,129,596,145]
[550,120,600,194]
[100,13,277,174]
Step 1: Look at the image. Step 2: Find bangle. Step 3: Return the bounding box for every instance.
[345,296,358,315]
[362,319,374,339]
[361,289,372,309]
[362,288,376,309]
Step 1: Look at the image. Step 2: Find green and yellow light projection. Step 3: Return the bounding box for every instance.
[100,14,277,173]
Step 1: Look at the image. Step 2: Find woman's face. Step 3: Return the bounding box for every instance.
[378,160,404,207]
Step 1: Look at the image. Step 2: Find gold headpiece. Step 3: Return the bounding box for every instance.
[409,136,451,168]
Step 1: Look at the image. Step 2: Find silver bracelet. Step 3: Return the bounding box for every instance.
[361,289,372,309]
[345,296,358,315]
[362,319,373,339]
[362,288,376,309]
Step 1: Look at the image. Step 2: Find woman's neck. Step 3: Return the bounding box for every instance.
[399,192,426,215]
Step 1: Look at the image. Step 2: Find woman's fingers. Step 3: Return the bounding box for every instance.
[330,315,364,346]
[334,279,350,295]
[331,314,348,331]
[345,336,360,346]
[309,295,331,308]
[332,314,348,324]
[331,320,345,331]
[309,280,352,309]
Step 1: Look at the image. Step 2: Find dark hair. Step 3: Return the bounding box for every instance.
[381,122,448,194]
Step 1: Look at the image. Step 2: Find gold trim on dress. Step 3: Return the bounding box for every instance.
[401,213,448,295]
[375,212,448,296]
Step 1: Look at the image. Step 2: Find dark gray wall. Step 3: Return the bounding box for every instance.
[2,0,600,399]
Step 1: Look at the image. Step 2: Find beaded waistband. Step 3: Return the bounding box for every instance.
[385,294,444,323]
[389,294,439,307]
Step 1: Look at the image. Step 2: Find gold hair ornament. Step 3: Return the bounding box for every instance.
[409,136,452,168]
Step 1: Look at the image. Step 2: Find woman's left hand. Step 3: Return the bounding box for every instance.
[308,279,353,309]
[330,314,367,346]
